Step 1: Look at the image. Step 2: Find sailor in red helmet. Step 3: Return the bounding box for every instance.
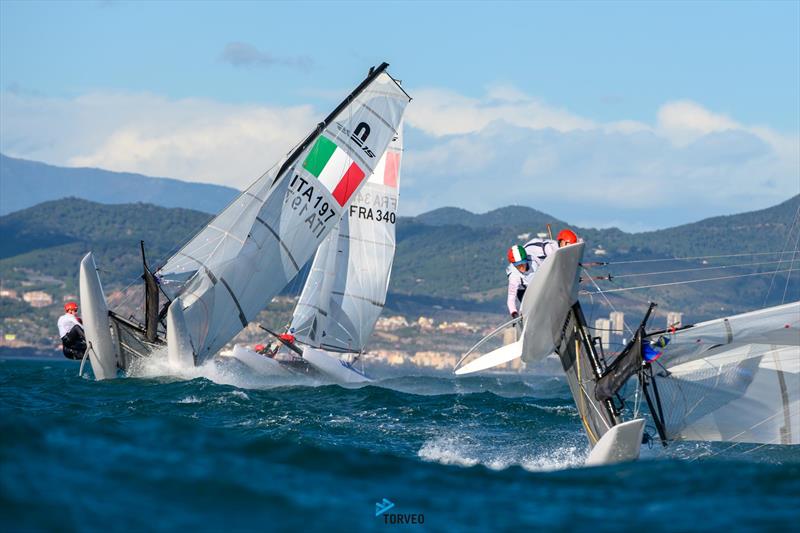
[505,229,579,318]
[58,301,87,360]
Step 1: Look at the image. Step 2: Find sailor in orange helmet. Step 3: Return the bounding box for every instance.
[505,229,579,319]
[58,301,87,360]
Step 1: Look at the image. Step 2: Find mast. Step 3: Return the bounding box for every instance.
[140,241,159,342]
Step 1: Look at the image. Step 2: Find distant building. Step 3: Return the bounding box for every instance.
[593,247,607,256]
[417,317,435,330]
[410,351,456,370]
[436,321,475,333]
[62,294,78,302]
[369,350,408,366]
[375,316,409,331]
[517,232,531,241]
[536,232,548,239]
[594,318,611,347]
[666,312,683,329]
[610,312,625,335]
[23,291,53,308]
[502,326,517,345]
[0,289,19,300]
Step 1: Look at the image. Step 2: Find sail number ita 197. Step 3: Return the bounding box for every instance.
[285,173,339,238]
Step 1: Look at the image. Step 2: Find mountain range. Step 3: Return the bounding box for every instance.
[0,155,797,324]
[0,153,238,215]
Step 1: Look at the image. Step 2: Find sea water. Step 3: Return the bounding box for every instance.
[1,355,798,532]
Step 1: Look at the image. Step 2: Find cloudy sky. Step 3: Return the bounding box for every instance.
[1,1,798,231]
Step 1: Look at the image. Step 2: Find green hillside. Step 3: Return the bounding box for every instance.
[1,195,797,348]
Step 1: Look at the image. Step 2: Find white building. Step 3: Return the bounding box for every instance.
[594,318,611,347]
[610,312,625,335]
[23,291,53,308]
[666,312,683,329]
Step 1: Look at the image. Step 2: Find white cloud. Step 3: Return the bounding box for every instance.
[405,86,595,137]
[1,84,797,230]
[1,91,316,189]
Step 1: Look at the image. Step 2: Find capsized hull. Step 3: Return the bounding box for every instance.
[302,346,372,384]
[79,252,117,380]
[585,418,645,466]
[228,344,295,376]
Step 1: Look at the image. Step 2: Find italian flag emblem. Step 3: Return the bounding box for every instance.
[303,136,366,206]
[507,245,527,264]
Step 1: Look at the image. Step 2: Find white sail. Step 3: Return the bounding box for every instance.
[291,123,403,353]
[654,302,799,366]
[649,301,800,444]
[156,66,410,364]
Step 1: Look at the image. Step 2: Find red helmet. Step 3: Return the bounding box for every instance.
[278,333,296,344]
[64,301,78,312]
[557,229,578,245]
[254,344,265,352]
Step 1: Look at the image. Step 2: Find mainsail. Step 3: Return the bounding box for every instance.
[156,64,410,364]
[646,302,800,445]
[290,123,404,353]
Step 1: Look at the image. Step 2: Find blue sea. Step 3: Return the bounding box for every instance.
[1,355,798,532]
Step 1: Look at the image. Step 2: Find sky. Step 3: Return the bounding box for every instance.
[1,0,798,231]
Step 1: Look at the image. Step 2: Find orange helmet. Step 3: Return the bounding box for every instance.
[64,301,78,312]
[557,229,578,245]
[278,333,296,344]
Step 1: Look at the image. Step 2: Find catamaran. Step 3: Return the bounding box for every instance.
[229,122,405,383]
[454,241,799,465]
[79,63,411,380]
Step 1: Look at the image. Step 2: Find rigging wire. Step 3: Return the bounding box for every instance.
[581,267,635,336]
[781,230,800,304]
[582,268,800,295]
[606,259,796,279]
[763,204,800,307]
[604,250,800,266]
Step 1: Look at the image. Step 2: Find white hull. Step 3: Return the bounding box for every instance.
[167,297,194,369]
[302,346,372,384]
[585,419,645,466]
[79,252,118,380]
[228,344,294,376]
[455,340,522,376]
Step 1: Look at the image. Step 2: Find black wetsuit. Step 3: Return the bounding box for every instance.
[61,325,87,360]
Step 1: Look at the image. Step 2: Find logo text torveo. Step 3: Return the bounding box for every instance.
[375,499,424,526]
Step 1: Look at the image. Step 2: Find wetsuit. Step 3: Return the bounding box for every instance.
[58,313,86,360]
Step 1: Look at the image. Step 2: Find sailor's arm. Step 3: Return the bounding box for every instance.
[507,274,521,315]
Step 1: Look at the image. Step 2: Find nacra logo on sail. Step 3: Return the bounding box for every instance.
[336,121,376,158]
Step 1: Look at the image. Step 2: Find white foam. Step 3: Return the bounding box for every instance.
[418,434,587,471]
[177,396,201,404]
[125,346,320,390]
[418,436,480,467]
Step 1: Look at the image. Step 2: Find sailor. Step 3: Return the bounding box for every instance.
[506,229,579,318]
[58,301,87,360]
[254,343,278,358]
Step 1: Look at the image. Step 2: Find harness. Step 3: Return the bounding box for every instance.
[508,240,552,301]
[525,239,550,262]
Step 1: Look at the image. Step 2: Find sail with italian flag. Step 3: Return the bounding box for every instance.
[155,63,410,364]
[303,136,367,206]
